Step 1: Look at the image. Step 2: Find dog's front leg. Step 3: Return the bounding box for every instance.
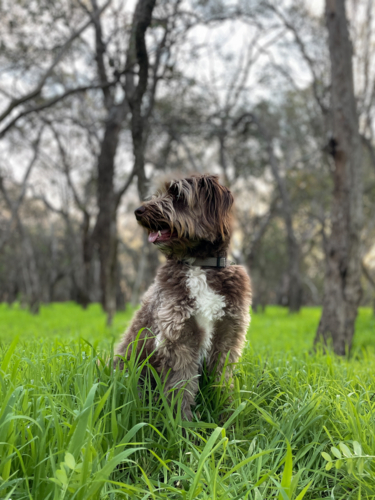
[161,360,200,421]
[207,315,248,384]
[156,317,202,421]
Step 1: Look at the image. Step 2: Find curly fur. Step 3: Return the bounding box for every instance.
[115,174,252,420]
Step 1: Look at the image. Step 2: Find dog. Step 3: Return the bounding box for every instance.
[115,174,251,420]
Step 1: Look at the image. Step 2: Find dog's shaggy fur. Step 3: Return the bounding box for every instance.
[116,174,251,420]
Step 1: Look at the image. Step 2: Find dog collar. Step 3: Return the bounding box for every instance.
[183,257,227,268]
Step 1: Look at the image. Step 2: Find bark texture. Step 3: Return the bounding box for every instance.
[95,110,124,323]
[125,0,156,201]
[314,0,363,354]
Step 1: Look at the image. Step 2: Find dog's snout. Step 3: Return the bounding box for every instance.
[134,206,146,218]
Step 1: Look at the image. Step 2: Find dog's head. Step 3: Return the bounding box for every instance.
[134,174,234,258]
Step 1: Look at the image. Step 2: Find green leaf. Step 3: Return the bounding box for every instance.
[278,441,293,500]
[353,441,362,456]
[137,464,155,496]
[290,468,305,499]
[188,427,227,500]
[48,478,62,486]
[1,485,17,500]
[84,447,144,498]
[148,449,171,472]
[222,401,247,430]
[357,457,365,474]
[295,481,313,500]
[321,452,332,462]
[325,461,333,471]
[68,383,98,459]
[254,488,263,500]
[339,443,352,458]
[55,467,68,485]
[64,452,76,470]
[111,385,118,442]
[222,449,275,480]
[331,447,342,459]
[0,337,19,374]
[249,401,280,429]
[335,459,343,469]
[117,422,149,452]
[92,385,112,423]
[347,459,354,474]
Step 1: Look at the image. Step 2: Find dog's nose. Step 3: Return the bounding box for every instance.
[134,206,146,217]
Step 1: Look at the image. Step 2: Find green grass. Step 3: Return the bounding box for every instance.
[0,302,375,499]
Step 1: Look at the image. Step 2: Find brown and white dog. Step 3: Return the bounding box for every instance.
[115,174,251,420]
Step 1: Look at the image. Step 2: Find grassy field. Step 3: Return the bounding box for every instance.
[0,303,375,499]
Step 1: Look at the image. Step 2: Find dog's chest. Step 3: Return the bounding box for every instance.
[186,267,226,361]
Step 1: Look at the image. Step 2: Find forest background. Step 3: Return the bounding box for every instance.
[1,0,375,355]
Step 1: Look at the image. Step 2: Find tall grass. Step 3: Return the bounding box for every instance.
[0,303,375,499]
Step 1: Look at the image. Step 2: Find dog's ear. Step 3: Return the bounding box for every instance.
[216,182,234,240]
[199,175,234,240]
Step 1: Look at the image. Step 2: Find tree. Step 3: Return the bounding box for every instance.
[91,0,179,324]
[1,0,374,321]
[314,0,363,354]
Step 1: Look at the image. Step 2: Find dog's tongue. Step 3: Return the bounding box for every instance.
[148,229,171,243]
[148,232,159,243]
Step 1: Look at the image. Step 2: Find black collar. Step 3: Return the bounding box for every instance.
[182,257,227,268]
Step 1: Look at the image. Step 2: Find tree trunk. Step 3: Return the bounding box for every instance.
[126,0,156,201]
[314,0,363,354]
[95,113,122,325]
[287,232,302,312]
[81,212,93,308]
[93,0,156,324]
[17,219,40,313]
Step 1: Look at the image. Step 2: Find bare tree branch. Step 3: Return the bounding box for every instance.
[265,3,328,115]
[250,196,279,255]
[45,121,90,217]
[32,193,68,220]
[114,167,137,209]
[0,81,116,138]
[0,0,111,125]
[79,0,113,108]
[0,129,43,252]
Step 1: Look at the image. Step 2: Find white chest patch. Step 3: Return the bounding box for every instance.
[186,267,226,362]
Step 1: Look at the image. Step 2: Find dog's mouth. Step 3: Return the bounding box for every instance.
[148,228,178,244]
